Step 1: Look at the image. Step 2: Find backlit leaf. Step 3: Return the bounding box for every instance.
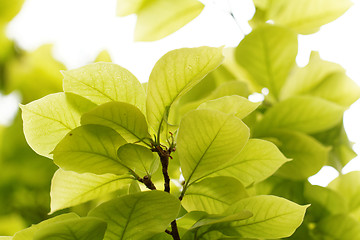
[81,101,150,144]
[89,191,181,240]
[225,195,308,239]
[267,0,353,34]
[235,25,297,99]
[33,217,107,240]
[177,109,249,188]
[21,93,96,158]
[182,176,248,214]
[50,169,133,213]
[62,62,146,112]
[197,95,260,119]
[207,139,290,186]
[254,96,345,136]
[146,47,223,135]
[53,125,129,175]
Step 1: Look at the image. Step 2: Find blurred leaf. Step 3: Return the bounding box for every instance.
[146,47,223,136]
[268,130,329,180]
[0,0,24,23]
[62,62,146,113]
[81,101,150,144]
[182,176,248,214]
[13,213,79,240]
[197,95,260,119]
[266,0,353,34]
[21,93,96,158]
[281,52,360,106]
[50,169,133,213]
[207,139,290,186]
[328,171,360,219]
[254,96,345,136]
[53,125,129,175]
[117,0,204,41]
[304,184,347,221]
[33,217,107,240]
[4,45,65,103]
[94,50,112,62]
[235,25,297,99]
[314,214,360,240]
[177,109,249,188]
[89,191,181,240]
[0,214,26,236]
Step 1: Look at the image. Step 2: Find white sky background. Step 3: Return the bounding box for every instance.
[2,0,360,186]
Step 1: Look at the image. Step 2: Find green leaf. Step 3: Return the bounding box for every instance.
[191,211,253,229]
[304,184,347,221]
[0,237,12,240]
[268,130,329,180]
[119,0,204,41]
[21,93,96,158]
[328,172,360,216]
[117,143,155,176]
[81,101,150,144]
[206,139,290,186]
[50,169,133,213]
[4,44,65,103]
[314,214,360,240]
[13,213,79,240]
[89,191,181,240]
[235,25,297,98]
[267,0,353,34]
[224,195,308,239]
[197,96,260,119]
[53,125,129,175]
[280,52,360,106]
[62,62,146,113]
[146,47,224,135]
[254,96,345,136]
[182,176,248,214]
[94,50,112,62]
[0,0,24,23]
[177,109,249,188]
[33,217,107,240]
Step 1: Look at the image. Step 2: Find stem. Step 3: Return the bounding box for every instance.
[171,220,181,240]
[138,175,156,190]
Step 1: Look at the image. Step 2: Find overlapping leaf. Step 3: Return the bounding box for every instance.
[50,169,133,213]
[235,25,297,98]
[62,62,146,112]
[177,109,249,189]
[89,191,180,240]
[206,139,290,186]
[224,195,308,239]
[81,101,150,143]
[53,125,128,175]
[21,93,96,158]
[182,176,248,214]
[146,47,223,135]
[254,96,345,136]
[33,217,107,240]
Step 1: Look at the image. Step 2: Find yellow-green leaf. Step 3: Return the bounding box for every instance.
[254,96,345,136]
[21,93,96,158]
[267,0,353,34]
[182,176,248,214]
[81,101,150,144]
[235,25,297,99]
[50,169,133,213]
[53,125,129,175]
[146,47,223,135]
[207,139,290,186]
[62,63,145,113]
[197,95,260,119]
[177,109,249,188]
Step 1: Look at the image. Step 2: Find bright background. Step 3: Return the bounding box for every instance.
[1,0,360,186]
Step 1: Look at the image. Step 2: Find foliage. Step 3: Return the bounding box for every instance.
[1,0,359,239]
